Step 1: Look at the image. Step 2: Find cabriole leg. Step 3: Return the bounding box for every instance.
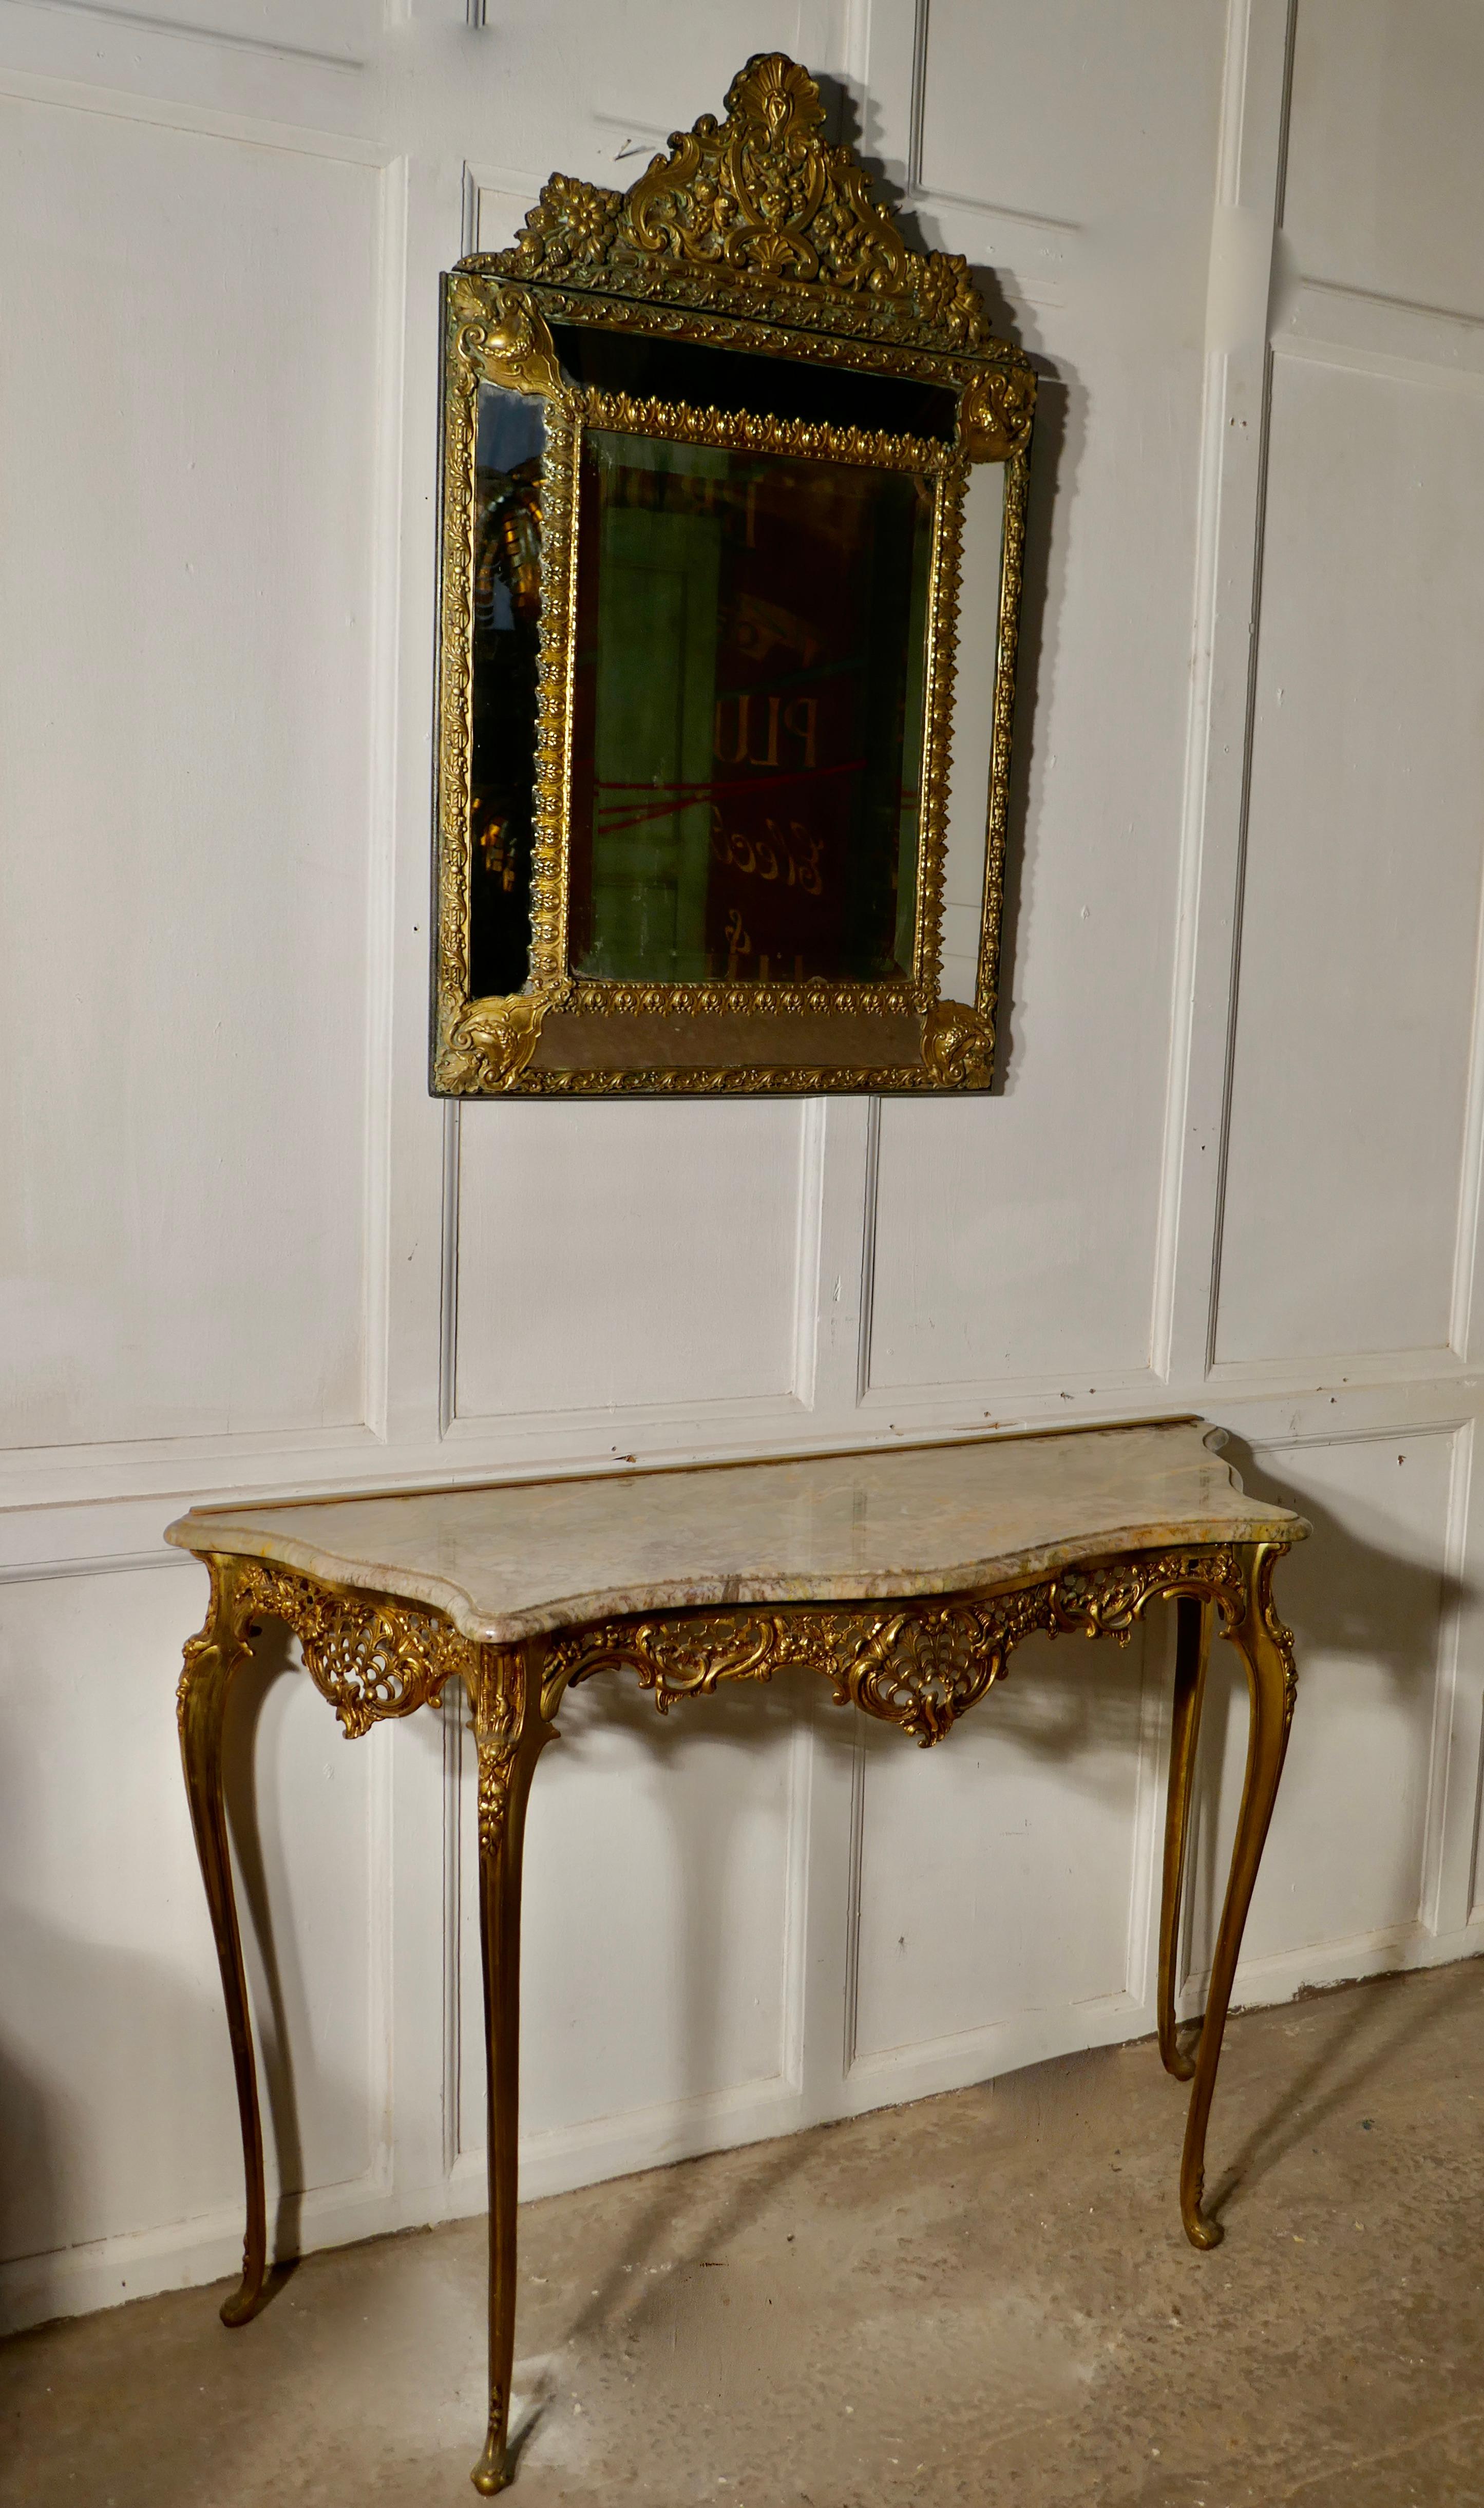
[1179,1545,1296,2249]
[177,1554,270,2328]
[1157,1594,1212,2082]
[469,1648,554,2498]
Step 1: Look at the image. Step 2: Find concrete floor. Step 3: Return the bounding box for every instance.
[4,1963,1484,2508]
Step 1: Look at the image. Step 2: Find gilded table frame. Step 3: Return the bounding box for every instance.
[177,1532,1298,2496]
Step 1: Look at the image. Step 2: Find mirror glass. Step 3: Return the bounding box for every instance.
[469,382,545,998]
[566,430,936,987]
[938,459,1007,1006]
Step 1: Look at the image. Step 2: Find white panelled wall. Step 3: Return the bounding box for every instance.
[3,0,1484,2332]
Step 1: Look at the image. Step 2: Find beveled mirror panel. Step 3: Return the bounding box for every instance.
[433,52,1034,1096]
[568,423,938,989]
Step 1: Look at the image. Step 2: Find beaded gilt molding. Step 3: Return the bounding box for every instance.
[431,51,1036,1098]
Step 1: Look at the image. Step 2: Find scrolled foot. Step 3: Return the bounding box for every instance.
[471,2428,510,2496]
[1179,2166,1224,2251]
[218,2280,269,2329]
[1166,2039,1197,2084]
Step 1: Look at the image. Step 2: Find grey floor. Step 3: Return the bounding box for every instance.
[5,1962,1484,2507]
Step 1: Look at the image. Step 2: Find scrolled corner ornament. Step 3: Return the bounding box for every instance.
[437,995,549,1094]
[454,278,565,403]
[959,362,1036,462]
[922,998,995,1089]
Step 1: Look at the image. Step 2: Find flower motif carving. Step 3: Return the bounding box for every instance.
[482,53,992,358]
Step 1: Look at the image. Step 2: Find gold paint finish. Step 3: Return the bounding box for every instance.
[432,51,1037,1098]
[483,51,988,355]
[177,1524,1299,2493]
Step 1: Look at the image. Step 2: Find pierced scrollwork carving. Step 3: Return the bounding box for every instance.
[623,53,908,291]
[544,1598,1033,1746]
[179,1559,541,1850]
[219,1560,482,1740]
[481,54,990,358]
[836,1595,1040,1740]
[541,1549,1261,1749]
[1048,1549,1245,1639]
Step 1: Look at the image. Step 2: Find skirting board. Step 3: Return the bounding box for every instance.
[7,1918,1481,2338]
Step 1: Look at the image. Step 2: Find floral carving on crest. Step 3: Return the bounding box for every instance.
[482,53,992,356]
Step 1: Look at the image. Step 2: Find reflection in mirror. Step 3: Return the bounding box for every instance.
[566,431,936,987]
[469,383,545,997]
[938,459,1007,1008]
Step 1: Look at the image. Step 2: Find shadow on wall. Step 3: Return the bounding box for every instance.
[0,1604,367,2335]
[512,1667,810,2113]
[1184,1435,1460,1981]
[222,1621,306,2274]
[0,1787,221,2325]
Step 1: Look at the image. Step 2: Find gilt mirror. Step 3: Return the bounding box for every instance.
[432,52,1034,1096]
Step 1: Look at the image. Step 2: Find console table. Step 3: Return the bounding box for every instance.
[168,1417,1306,2495]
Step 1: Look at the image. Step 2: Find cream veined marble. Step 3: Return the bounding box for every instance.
[165,1417,1304,1643]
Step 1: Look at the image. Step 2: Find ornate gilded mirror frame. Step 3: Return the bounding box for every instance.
[432,52,1035,1097]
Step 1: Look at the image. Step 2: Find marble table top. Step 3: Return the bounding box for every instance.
[165,1420,1306,1646]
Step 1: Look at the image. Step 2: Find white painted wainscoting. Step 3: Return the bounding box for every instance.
[4,0,1484,2332]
